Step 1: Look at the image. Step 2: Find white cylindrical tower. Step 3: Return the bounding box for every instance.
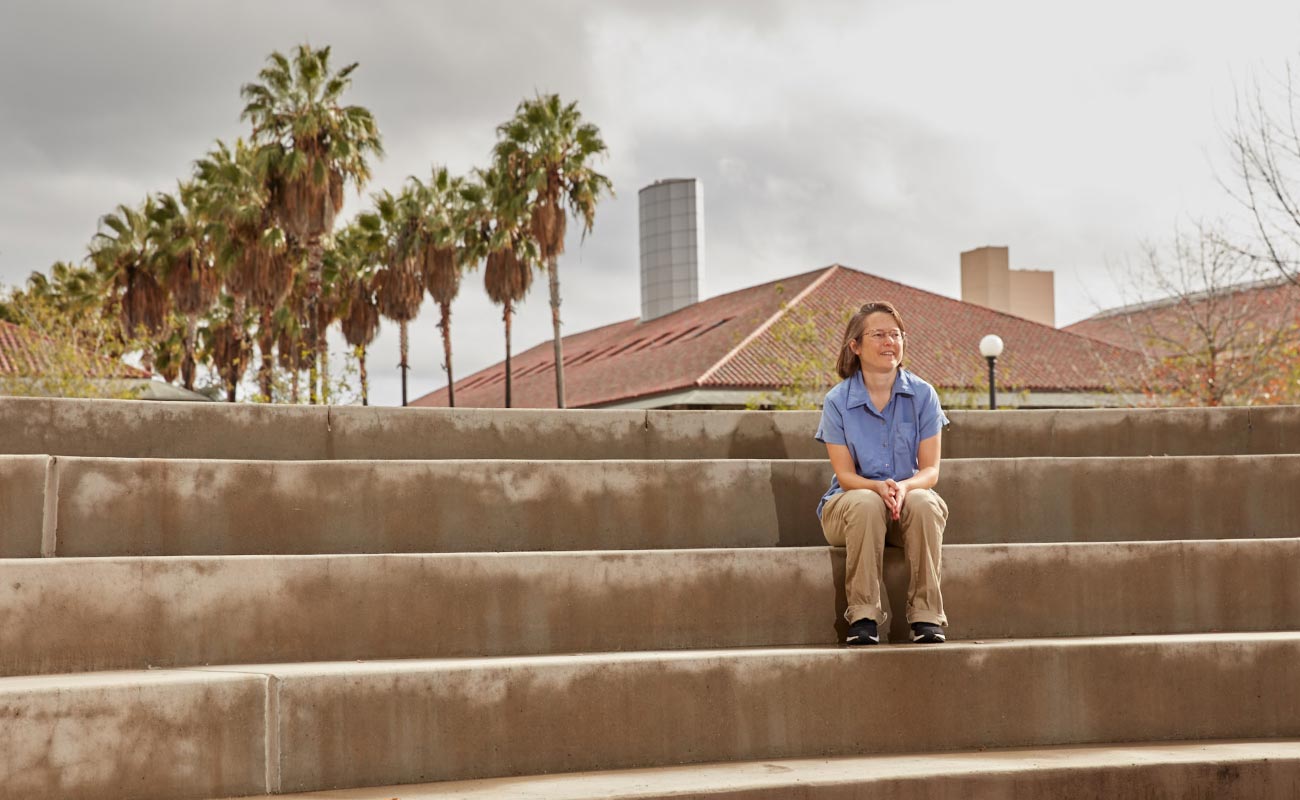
[639,178,704,321]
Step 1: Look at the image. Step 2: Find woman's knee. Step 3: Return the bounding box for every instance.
[902,489,948,524]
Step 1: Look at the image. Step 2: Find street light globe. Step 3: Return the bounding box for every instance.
[979,334,1004,359]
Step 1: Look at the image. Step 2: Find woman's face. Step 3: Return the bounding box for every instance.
[854,311,904,374]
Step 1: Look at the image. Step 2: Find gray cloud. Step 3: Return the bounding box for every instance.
[4,0,1300,406]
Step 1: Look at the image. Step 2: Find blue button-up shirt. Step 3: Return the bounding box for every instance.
[814,369,949,518]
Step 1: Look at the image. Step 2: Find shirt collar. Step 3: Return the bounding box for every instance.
[846,369,916,409]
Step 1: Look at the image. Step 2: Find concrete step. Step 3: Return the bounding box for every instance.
[11,454,1300,557]
[3,397,1297,461]
[0,668,268,800]
[220,739,1300,799]
[4,539,1299,676]
[5,634,1297,798]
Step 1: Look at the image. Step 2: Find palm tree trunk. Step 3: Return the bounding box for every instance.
[305,235,324,405]
[320,333,331,405]
[229,295,246,403]
[182,313,198,391]
[399,319,410,407]
[504,302,513,409]
[548,255,565,408]
[258,308,275,402]
[359,344,369,407]
[291,369,300,404]
[439,299,455,407]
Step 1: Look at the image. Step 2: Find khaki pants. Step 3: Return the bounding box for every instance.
[820,488,949,627]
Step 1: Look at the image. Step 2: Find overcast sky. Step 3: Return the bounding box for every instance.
[3,1,1299,405]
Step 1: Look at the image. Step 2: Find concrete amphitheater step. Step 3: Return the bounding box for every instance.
[2,397,1297,461]
[0,668,269,800]
[6,454,1299,557]
[4,539,1300,676]
[6,633,1296,798]
[220,739,1300,799]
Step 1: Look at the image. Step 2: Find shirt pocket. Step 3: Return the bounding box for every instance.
[892,422,918,478]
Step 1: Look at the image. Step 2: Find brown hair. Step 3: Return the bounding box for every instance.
[835,300,906,378]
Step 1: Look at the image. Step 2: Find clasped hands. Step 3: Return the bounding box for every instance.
[875,478,908,521]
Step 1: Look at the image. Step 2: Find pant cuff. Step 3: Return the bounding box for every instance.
[906,610,947,626]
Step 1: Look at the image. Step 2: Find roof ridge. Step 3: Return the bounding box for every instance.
[696,265,839,385]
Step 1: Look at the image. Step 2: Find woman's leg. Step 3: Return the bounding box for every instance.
[891,488,949,626]
[821,489,890,624]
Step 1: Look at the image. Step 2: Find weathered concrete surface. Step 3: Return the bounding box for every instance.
[0,396,333,459]
[211,633,1300,791]
[223,740,1300,799]
[944,405,1300,459]
[3,396,1298,461]
[41,455,1300,555]
[0,456,48,558]
[50,457,814,556]
[939,455,1300,544]
[0,669,267,800]
[4,540,1299,676]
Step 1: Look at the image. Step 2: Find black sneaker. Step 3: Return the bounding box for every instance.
[910,622,945,644]
[846,617,880,646]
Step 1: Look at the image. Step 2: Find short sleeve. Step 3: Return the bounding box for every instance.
[815,391,846,445]
[917,384,949,441]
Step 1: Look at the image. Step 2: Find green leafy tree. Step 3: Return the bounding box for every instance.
[0,280,148,399]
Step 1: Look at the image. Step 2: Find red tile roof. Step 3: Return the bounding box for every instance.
[413,264,1145,408]
[1063,278,1300,355]
[0,320,150,380]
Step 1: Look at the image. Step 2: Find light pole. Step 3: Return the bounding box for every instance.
[979,334,1004,410]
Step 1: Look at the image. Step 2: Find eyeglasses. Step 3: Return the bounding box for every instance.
[863,330,905,343]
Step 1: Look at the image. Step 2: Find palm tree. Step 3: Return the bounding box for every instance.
[194,138,292,401]
[360,185,425,406]
[202,296,253,401]
[241,44,384,404]
[89,200,170,373]
[151,183,221,390]
[274,300,308,403]
[331,222,381,405]
[477,166,538,408]
[412,166,477,407]
[493,93,612,408]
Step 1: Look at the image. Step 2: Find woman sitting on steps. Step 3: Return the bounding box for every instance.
[815,300,950,645]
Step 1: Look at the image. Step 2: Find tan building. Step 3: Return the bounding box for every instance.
[960,246,1055,327]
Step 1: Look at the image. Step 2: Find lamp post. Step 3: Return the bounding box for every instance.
[979,334,1004,410]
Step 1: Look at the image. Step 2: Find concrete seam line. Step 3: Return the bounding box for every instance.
[40,455,58,558]
[183,667,281,791]
[266,673,282,793]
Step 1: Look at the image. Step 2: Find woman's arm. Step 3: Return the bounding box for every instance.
[884,432,942,518]
[901,431,942,492]
[826,443,893,501]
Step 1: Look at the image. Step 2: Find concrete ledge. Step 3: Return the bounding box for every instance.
[0,456,48,558]
[0,669,267,800]
[944,405,1300,459]
[223,739,1300,799]
[3,397,1298,461]
[41,455,1300,556]
[51,457,805,556]
[209,633,1300,791]
[3,540,1299,675]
